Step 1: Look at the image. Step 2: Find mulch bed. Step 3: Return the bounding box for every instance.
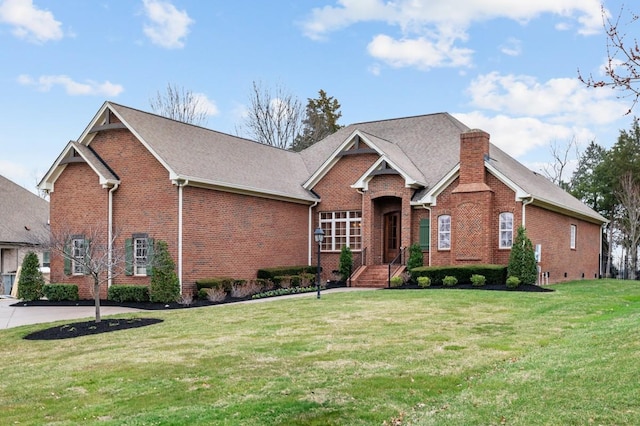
[23,318,164,341]
[388,283,554,292]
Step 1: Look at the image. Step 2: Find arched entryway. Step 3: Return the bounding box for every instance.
[372,196,403,264]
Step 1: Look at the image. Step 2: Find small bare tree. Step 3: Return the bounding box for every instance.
[579,5,640,114]
[541,137,579,189]
[46,226,125,323]
[616,172,640,280]
[241,81,303,149]
[150,83,210,126]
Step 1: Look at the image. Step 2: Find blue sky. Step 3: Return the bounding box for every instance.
[0,0,635,193]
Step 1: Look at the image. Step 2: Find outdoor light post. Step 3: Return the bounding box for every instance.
[314,227,324,299]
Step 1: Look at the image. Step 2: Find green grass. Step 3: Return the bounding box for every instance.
[2,279,640,425]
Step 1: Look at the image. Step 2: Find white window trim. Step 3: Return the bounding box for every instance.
[319,211,362,252]
[71,238,85,276]
[134,237,148,276]
[499,212,514,249]
[570,224,577,250]
[438,215,451,250]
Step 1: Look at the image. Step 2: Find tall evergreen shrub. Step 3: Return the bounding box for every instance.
[17,251,44,301]
[149,240,180,303]
[338,246,353,282]
[507,226,538,285]
[407,243,424,279]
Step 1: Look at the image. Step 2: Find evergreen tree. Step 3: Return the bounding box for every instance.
[338,246,353,282]
[149,240,180,303]
[17,251,44,301]
[291,90,343,151]
[507,226,537,285]
[406,243,424,279]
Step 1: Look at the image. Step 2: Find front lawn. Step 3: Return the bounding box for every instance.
[1,279,639,425]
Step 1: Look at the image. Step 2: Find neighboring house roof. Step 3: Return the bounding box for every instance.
[0,174,49,245]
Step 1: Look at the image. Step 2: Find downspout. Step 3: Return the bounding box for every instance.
[521,197,534,228]
[600,223,605,278]
[422,205,432,266]
[107,183,119,288]
[177,180,188,293]
[308,200,319,265]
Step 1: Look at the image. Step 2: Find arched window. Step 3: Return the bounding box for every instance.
[438,215,451,250]
[499,212,514,249]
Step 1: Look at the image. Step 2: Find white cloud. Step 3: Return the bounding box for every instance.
[18,74,124,97]
[466,72,628,126]
[453,70,631,160]
[142,0,193,49]
[500,37,522,56]
[193,93,219,117]
[301,0,604,69]
[0,0,63,43]
[453,111,595,159]
[367,34,473,70]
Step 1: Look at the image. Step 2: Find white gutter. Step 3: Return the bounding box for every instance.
[600,223,605,278]
[522,196,534,227]
[107,183,119,288]
[308,200,319,265]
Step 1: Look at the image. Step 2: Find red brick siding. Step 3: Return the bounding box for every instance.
[525,204,601,283]
[459,130,490,185]
[49,162,109,299]
[181,186,310,295]
[311,154,378,278]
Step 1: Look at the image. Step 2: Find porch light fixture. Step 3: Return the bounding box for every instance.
[314,227,325,299]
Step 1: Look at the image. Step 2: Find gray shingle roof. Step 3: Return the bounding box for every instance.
[44,102,604,224]
[0,174,49,245]
[107,103,316,202]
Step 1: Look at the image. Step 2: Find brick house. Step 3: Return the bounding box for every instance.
[39,102,606,298]
[0,174,50,295]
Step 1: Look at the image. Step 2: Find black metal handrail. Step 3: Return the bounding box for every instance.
[388,247,406,288]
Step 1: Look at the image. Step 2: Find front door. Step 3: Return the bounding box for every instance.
[384,211,400,263]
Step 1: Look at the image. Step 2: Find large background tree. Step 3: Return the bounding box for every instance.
[242,81,303,149]
[150,83,210,126]
[291,89,343,152]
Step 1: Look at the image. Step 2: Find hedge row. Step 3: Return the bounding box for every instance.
[257,265,317,280]
[196,277,248,292]
[107,285,150,302]
[42,284,79,301]
[410,264,507,285]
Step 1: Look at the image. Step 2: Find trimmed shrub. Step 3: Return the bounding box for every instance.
[149,240,180,303]
[506,276,521,288]
[406,243,424,279]
[17,251,44,301]
[108,285,150,302]
[196,277,234,292]
[43,284,79,301]
[390,275,403,287]
[470,274,486,287]
[417,276,431,288]
[338,246,353,282]
[411,264,507,285]
[443,275,458,287]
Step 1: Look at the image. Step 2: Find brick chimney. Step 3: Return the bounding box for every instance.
[453,129,491,193]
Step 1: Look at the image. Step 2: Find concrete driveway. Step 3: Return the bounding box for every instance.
[0,297,142,329]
